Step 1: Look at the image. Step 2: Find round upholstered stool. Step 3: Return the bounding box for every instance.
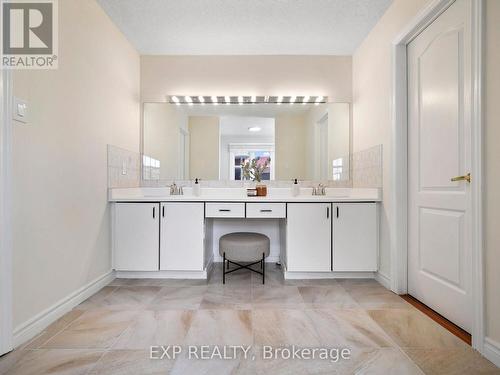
[219,232,270,284]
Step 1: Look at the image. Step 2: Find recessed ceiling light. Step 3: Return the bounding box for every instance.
[248,126,261,132]
[198,96,205,104]
[185,96,193,106]
[211,96,218,105]
[171,96,180,105]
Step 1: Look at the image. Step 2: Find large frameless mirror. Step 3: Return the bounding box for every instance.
[142,99,351,182]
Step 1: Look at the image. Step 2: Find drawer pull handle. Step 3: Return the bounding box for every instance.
[219,209,231,212]
[260,209,273,212]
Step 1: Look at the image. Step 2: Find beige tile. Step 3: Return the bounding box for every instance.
[149,286,207,310]
[24,310,85,349]
[200,286,252,310]
[341,348,424,375]
[208,267,252,287]
[367,309,468,349]
[298,285,360,308]
[184,310,253,346]
[112,310,194,349]
[5,349,102,375]
[336,278,384,291]
[306,309,394,349]
[74,286,118,310]
[251,344,347,375]
[252,286,304,309]
[88,350,175,375]
[253,309,320,346]
[42,310,137,349]
[251,265,284,286]
[348,285,413,309]
[0,349,30,375]
[92,286,162,310]
[107,278,135,286]
[405,347,500,375]
[170,353,253,375]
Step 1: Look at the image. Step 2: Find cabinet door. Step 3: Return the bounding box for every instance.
[333,203,378,271]
[160,202,204,271]
[114,203,159,271]
[286,203,331,272]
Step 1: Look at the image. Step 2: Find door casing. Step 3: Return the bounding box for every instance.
[391,0,484,351]
[0,68,14,355]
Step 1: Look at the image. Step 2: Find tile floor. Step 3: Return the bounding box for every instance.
[1,264,498,375]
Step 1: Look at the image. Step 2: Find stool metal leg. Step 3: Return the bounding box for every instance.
[223,252,226,284]
[262,253,265,284]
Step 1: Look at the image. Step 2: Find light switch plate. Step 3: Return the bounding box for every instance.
[13,97,29,124]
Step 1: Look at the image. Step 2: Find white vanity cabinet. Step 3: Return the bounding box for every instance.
[113,203,160,271]
[332,203,378,271]
[160,202,205,271]
[286,203,332,272]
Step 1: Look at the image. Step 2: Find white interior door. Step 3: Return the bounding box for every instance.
[408,0,472,331]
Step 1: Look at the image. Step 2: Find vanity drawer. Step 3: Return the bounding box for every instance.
[246,203,286,218]
[205,203,245,218]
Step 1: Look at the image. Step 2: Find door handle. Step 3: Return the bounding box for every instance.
[162,206,165,218]
[336,206,339,218]
[153,206,155,219]
[451,173,471,183]
[219,209,231,212]
[326,206,330,219]
[260,209,272,212]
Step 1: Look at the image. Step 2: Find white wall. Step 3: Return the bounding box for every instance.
[353,0,500,348]
[352,0,432,280]
[140,55,352,102]
[12,0,140,328]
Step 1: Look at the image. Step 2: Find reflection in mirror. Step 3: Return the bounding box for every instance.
[143,102,350,182]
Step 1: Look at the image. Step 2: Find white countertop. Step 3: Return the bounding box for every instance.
[108,187,382,203]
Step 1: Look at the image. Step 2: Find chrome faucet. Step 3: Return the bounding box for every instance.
[312,183,326,196]
[169,182,183,195]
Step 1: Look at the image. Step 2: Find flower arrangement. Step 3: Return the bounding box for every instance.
[241,157,270,183]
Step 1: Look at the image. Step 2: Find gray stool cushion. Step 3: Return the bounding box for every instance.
[219,232,270,262]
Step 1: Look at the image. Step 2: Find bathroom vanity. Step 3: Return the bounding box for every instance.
[109,187,380,279]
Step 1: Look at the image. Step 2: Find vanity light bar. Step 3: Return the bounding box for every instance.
[166,95,328,105]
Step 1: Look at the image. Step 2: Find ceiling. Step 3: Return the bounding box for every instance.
[97,0,393,55]
[220,117,275,137]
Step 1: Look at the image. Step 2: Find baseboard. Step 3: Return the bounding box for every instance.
[116,270,208,279]
[284,271,376,279]
[375,271,391,289]
[484,337,500,368]
[13,270,114,348]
